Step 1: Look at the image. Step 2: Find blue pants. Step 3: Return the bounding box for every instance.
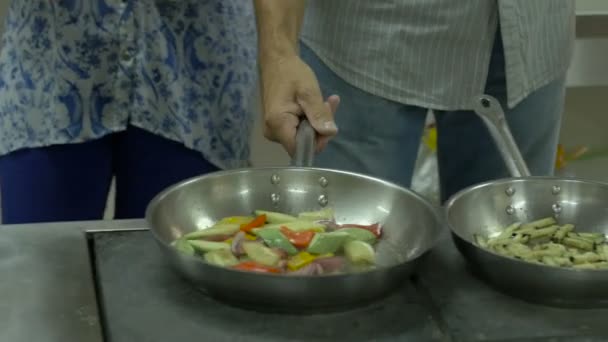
[301,34,565,203]
[0,126,219,223]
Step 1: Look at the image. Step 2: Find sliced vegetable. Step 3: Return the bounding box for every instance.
[172,238,195,256]
[233,261,282,273]
[240,215,267,233]
[189,240,231,253]
[474,218,608,270]
[552,224,574,242]
[344,240,376,264]
[183,224,240,240]
[563,236,594,251]
[280,227,316,248]
[245,233,258,240]
[314,255,346,273]
[307,231,349,254]
[242,241,282,267]
[287,263,322,276]
[255,228,298,255]
[571,252,602,265]
[254,210,297,223]
[231,232,247,256]
[256,220,326,233]
[298,208,335,221]
[337,223,382,238]
[496,222,522,239]
[339,227,377,244]
[217,216,255,225]
[287,251,317,271]
[473,234,488,248]
[526,226,558,240]
[520,217,557,230]
[204,249,239,267]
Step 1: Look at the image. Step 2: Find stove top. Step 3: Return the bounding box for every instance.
[90,231,608,342]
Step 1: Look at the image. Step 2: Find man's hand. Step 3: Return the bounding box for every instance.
[260,54,340,156]
[254,0,339,156]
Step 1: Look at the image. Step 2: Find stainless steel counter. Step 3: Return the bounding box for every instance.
[0,219,145,342]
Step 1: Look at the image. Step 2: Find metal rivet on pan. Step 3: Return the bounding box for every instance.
[319,177,329,188]
[271,193,280,205]
[318,194,329,207]
[505,205,515,215]
[505,187,515,196]
[552,203,562,214]
[552,185,561,195]
[271,174,280,185]
[481,98,491,108]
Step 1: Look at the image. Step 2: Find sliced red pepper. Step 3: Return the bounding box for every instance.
[240,214,266,233]
[338,223,382,238]
[280,226,316,249]
[232,261,281,274]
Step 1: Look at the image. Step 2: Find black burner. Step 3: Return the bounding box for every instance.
[91,231,608,342]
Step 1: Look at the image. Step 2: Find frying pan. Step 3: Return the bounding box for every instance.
[446,94,608,308]
[146,120,443,311]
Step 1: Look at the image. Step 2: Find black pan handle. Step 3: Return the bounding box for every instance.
[291,119,316,167]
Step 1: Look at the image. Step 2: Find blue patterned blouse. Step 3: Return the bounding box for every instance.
[0,0,258,169]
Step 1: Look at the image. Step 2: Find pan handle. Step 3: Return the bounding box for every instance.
[291,119,316,167]
[472,95,531,178]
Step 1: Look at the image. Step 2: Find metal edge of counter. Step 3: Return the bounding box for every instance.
[0,219,147,342]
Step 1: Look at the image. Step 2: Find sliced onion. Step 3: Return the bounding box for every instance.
[231,232,246,256]
[314,256,346,273]
[271,247,289,260]
[316,220,340,230]
[287,263,322,276]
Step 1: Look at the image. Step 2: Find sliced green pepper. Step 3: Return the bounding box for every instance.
[183,223,240,239]
[172,238,195,256]
[254,210,297,223]
[339,227,377,244]
[204,249,239,267]
[255,228,298,255]
[307,231,349,254]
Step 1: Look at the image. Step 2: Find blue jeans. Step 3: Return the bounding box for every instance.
[301,37,565,203]
[0,126,219,223]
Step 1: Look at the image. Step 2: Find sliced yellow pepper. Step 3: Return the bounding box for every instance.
[218,216,255,225]
[245,233,257,240]
[223,238,233,245]
[287,251,317,271]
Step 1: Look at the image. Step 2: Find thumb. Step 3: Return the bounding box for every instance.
[296,86,338,136]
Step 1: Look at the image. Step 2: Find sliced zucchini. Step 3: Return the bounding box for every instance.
[189,240,231,253]
[307,231,349,254]
[217,216,255,225]
[204,249,239,267]
[339,227,377,244]
[254,210,297,223]
[172,238,195,256]
[254,220,326,233]
[297,208,335,221]
[343,240,376,265]
[242,242,282,267]
[183,224,240,239]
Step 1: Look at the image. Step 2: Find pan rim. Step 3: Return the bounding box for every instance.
[145,166,444,279]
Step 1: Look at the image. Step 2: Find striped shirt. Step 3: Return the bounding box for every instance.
[301,0,575,110]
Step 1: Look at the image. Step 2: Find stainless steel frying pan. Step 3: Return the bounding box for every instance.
[146,121,443,311]
[446,95,608,308]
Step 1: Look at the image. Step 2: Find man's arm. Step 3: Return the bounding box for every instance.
[253,0,339,156]
[253,0,307,62]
